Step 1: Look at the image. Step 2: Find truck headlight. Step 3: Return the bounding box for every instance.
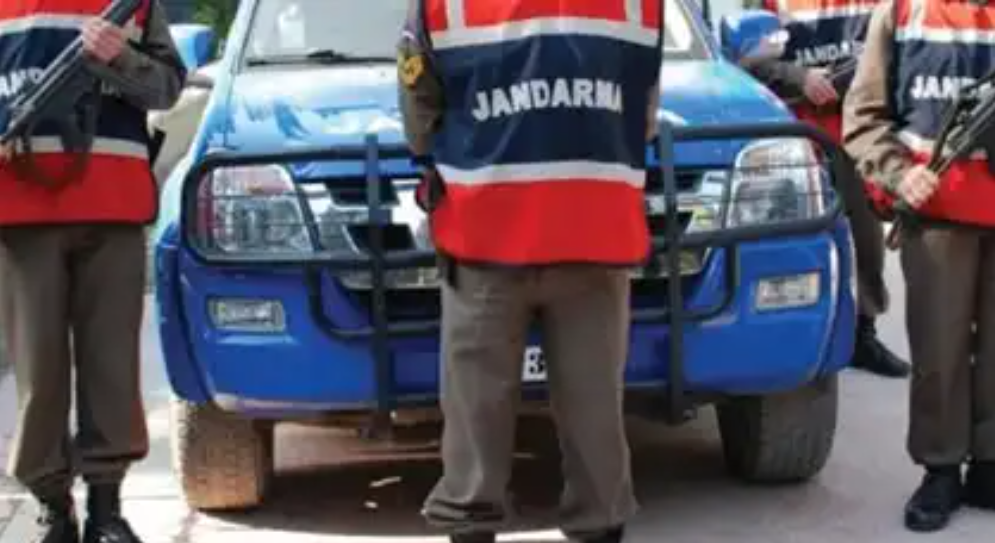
[727,139,825,227]
[195,165,314,255]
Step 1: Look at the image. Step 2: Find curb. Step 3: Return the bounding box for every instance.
[0,372,21,542]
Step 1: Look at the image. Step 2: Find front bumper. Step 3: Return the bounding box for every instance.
[158,122,855,424]
[160,226,853,414]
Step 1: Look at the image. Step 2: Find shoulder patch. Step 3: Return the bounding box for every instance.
[400,53,425,88]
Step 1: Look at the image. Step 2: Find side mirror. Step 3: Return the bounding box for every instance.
[169,23,218,72]
[718,10,787,65]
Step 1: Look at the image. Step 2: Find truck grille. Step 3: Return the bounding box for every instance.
[305,169,721,295]
[343,274,704,322]
[644,168,703,193]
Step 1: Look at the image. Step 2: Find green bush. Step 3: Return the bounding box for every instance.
[193,0,238,42]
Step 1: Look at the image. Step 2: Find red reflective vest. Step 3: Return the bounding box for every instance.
[763,0,879,142]
[0,0,157,226]
[412,0,663,265]
[881,0,995,226]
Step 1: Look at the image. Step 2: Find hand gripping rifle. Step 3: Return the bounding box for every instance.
[884,69,995,249]
[0,0,144,187]
[782,56,858,107]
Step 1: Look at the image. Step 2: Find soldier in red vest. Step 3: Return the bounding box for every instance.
[844,0,995,532]
[743,0,911,378]
[0,1,184,542]
[398,0,661,541]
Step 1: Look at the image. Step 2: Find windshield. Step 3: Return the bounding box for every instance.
[242,0,710,68]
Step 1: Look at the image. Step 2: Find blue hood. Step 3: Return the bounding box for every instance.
[207,60,793,163]
[210,64,405,153]
[657,61,791,126]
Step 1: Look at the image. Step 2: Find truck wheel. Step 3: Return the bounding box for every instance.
[717,375,838,484]
[170,398,274,511]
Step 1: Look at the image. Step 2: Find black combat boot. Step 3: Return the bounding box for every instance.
[565,525,625,543]
[851,315,910,378]
[31,494,79,543]
[904,466,963,532]
[82,484,143,543]
[965,461,995,510]
[449,532,496,543]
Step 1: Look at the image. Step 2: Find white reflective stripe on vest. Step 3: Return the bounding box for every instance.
[431,17,659,49]
[775,4,876,23]
[18,136,150,160]
[897,26,995,45]
[898,130,988,160]
[0,14,88,38]
[437,161,646,188]
[445,0,466,30]
[896,0,995,44]
[625,0,644,25]
[430,0,657,51]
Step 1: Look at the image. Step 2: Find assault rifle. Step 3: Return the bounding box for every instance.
[0,0,143,186]
[885,69,995,248]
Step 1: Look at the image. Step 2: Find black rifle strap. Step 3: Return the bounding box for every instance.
[8,81,101,189]
[148,128,165,165]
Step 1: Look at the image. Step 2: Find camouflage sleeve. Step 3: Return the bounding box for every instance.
[398,0,445,161]
[741,57,809,100]
[842,0,911,194]
[85,0,186,112]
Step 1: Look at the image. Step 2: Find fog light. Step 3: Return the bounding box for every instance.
[755,273,820,311]
[209,299,286,332]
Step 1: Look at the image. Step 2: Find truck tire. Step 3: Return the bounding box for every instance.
[170,398,274,511]
[717,374,838,484]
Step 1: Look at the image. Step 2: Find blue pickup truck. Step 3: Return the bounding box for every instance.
[154,0,857,511]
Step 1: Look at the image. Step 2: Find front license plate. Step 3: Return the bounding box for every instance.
[522,346,548,382]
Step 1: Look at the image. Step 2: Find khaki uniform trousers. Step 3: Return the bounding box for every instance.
[422,262,638,535]
[0,225,149,499]
[837,153,889,317]
[901,227,995,466]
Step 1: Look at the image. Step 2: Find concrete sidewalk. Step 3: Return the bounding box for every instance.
[0,372,24,540]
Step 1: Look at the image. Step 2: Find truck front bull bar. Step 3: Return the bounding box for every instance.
[180,121,847,434]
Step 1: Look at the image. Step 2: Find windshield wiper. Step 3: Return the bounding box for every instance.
[246,49,394,67]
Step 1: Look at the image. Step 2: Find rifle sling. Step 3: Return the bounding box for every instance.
[8,87,101,189]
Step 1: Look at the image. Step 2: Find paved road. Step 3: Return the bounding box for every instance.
[1,252,994,542]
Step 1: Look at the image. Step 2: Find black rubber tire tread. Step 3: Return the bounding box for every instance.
[717,374,838,483]
[170,398,274,511]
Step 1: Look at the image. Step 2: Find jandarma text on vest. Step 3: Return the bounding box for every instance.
[909,75,994,101]
[0,69,125,103]
[472,78,623,122]
[0,69,45,100]
[794,40,862,66]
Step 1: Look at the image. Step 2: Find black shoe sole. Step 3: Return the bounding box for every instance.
[905,512,955,533]
[964,492,995,511]
[906,519,951,532]
[964,469,995,511]
[905,503,962,533]
[853,361,910,379]
[449,533,497,543]
[564,525,625,543]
